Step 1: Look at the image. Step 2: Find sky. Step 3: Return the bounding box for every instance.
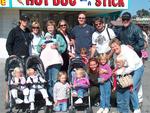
[123,0,150,15]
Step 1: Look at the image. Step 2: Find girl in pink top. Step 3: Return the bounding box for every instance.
[97,53,112,113]
[73,68,90,104]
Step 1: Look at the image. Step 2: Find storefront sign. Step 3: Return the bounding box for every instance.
[0,0,9,7]
[10,0,128,9]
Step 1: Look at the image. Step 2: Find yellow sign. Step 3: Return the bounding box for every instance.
[0,0,6,6]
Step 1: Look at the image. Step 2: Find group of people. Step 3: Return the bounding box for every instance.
[6,11,148,113]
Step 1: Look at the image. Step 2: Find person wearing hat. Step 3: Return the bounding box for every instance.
[6,15,33,58]
[117,12,144,113]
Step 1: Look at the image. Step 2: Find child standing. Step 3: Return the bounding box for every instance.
[10,67,29,104]
[112,55,131,113]
[53,71,70,112]
[73,68,90,104]
[97,53,112,113]
[26,67,52,111]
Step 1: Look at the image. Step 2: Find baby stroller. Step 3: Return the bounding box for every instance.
[5,55,29,113]
[25,55,52,113]
[68,57,93,113]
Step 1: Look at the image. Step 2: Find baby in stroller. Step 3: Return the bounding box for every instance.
[26,67,52,111]
[73,68,90,104]
[10,67,29,104]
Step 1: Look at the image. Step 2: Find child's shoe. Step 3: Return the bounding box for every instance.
[74,98,83,104]
[96,108,104,113]
[134,109,141,113]
[15,98,23,104]
[30,103,35,111]
[45,99,52,106]
[103,108,109,113]
[24,96,29,104]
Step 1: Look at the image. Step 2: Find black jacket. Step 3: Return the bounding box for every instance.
[118,23,144,56]
[6,26,33,57]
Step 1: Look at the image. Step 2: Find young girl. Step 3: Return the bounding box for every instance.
[26,67,52,111]
[53,71,70,112]
[73,68,90,104]
[10,67,29,104]
[112,55,131,113]
[80,48,89,65]
[97,53,112,113]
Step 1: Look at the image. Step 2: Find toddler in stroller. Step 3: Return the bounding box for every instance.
[10,67,29,104]
[73,68,90,104]
[26,67,52,111]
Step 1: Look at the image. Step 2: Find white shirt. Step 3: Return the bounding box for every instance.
[92,27,116,53]
[118,45,143,74]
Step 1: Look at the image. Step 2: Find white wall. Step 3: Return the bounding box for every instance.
[0,9,19,58]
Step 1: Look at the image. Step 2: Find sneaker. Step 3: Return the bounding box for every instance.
[94,102,100,107]
[74,98,83,104]
[103,108,109,113]
[46,100,52,106]
[97,108,104,113]
[134,109,141,113]
[30,103,35,111]
[24,98,29,104]
[15,98,23,104]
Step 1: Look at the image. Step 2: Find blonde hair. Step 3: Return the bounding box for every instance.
[109,38,121,47]
[57,71,68,81]
[26,68,36,76]
[75,68,86,77]
[98,53,108,63]
[46,20,56,28]
[80,48,87,55]
[32,21,40,28]
[12,67,23,77]
[115,55,126,65]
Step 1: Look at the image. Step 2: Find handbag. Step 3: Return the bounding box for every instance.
[115,67,133,88]
[118,74,133,88]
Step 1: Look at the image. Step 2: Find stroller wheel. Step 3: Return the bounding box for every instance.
[68,107,76,113]
[85,107,93,113]
[44,106,53,113]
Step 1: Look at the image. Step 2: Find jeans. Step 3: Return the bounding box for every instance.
[117,88,130,113]
[131,65,144,110]
[46,64,61,96]
[54,102,67,112]
[77,88,87,98]
[99,80,111,109]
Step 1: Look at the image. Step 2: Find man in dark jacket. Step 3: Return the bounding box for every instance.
[6,15,33,57]
[118,12,144,57]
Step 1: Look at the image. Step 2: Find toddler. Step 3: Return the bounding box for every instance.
[80,48,89,65]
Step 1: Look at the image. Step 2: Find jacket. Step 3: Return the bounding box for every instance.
[6,26,33,57]
[118,23,144,54]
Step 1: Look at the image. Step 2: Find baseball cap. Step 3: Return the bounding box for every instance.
[20,15,30,21]
[122,12,131,21]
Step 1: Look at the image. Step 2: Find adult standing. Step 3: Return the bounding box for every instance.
[71,12,95,55]
[57,19,75,71]
[109,38,144,113]
[6,15,33,57]
[88,58,99,106]
[30,21,43,56]
[118,12,144,57]
[91,17,116,59]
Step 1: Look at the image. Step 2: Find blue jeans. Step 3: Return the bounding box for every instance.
[77,88,87,98]
[46,64,61,96]
[117,88,130,113]
[54,102,67,112]
[131,65,144,110]
[99,80,111,109]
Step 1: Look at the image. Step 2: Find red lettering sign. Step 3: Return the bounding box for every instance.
[53,0,76,6]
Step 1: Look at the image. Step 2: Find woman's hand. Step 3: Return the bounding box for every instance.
[51,44,58,49]
[41,44,46,49]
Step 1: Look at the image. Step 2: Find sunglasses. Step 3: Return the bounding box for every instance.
[32,27,39,29]
[78,17,86,20]
[60,24,67,27]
